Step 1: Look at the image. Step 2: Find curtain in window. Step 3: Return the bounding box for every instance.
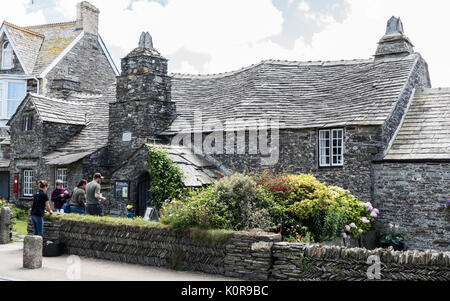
[2,42,12,69]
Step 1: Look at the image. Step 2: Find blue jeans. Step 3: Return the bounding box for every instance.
[86,204,103,216]
[70,206,85,215]
[31,215,44,237]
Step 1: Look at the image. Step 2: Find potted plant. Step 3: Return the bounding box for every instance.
[380,224,405,251]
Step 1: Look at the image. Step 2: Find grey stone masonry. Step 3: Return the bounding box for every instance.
[109,34,175,166]
[27,216,450,281]
[23,235,43,269]
[271,242,450,281]
[375,17,415,59]
[0,207,12,244]
[373,162,450,251]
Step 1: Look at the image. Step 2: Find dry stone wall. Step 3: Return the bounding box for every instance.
[27,217,450,281]
[271,242,450,281]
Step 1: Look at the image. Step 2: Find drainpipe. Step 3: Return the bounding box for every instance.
[33,76,40,94]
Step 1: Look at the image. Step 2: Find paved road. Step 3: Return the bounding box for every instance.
[0,243,235,281]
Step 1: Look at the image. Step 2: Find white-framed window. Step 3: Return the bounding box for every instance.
[1,41,13,70]
[23,169,33,197]
[56,168,68,188]
[0,80,26,119]
[319,129,344,167]
[23,115,33,131]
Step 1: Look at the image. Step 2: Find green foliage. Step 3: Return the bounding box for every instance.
[161,174,278,232]
[145,144,185,210]
[380,232,405,245]
[166,250,187,271]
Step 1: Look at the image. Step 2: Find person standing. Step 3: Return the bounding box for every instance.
[85,173,106,216]
[30,180,53,236]
[51,180,70,212]
[70,179,87,215]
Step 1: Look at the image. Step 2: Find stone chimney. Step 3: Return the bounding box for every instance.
[375,17,414,59]
[108,32,175,165]
[75,1,100,35]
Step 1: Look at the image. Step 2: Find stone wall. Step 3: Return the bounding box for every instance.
[0,207,12,244]
[27,216,450,281]
[27,216,280,279]
[207,126,382,203]
[373,162,450,251]
[45,33,117,98]
[271,242,449,281]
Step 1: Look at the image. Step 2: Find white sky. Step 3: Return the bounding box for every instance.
[1,0,450,87]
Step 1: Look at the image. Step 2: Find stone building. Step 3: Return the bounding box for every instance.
[0,1,118,200]
[3,10,449,250]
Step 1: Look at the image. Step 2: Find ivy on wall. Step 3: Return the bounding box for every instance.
[145,144,185,210]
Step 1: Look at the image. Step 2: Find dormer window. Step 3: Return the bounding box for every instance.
[1,41,13,70]
[23,116,33,131]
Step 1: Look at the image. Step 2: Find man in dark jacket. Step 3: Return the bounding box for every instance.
[51,180,70,212]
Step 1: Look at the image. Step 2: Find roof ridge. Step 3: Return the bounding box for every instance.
[2,21,44,38]
[170,58,377,79]
[25,21,76,29]
[29,93,100,105]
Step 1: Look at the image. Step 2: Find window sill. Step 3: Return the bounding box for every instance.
[318,165,344,170]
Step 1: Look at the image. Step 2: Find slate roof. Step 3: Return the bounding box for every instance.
[42,91,115,166]
[384,88,450,160]
[163,54,421,134]
[28,94,89,125]
[146,144,219,186]
[2,21,81,75]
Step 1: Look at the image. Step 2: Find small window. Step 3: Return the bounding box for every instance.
[1,41,13,70]
[23,170,33,197]
[319,129,344,167]
[23,116,33,131]
[56,168,67,188]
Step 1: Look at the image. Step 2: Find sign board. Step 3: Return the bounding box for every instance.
[115,181,129,199]
[143,207,159,222]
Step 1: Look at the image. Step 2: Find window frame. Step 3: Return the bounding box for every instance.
[1,41,13,70]
[23,169,33,197]
[318,128,344,168]
[23,115,33,131]
[0,79,27,120]
[55,168,68,189]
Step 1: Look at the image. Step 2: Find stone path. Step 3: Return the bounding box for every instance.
[0,243,236,281]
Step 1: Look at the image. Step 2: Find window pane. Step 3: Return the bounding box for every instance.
[319,130,330,167]
[23,170,33,196]
[7,82,25,118]
[332,129,344,166]
[8,82,26,100]
[56,169,68,188]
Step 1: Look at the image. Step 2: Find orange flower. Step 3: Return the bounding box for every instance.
[296,234,302,239]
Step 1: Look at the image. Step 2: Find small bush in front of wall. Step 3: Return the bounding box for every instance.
[251,171,378,242]
[145,144,186,210]
[160,173,279,232]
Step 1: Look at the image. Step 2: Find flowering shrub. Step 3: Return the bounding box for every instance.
[252,171,379,242]
[160,174,278,231]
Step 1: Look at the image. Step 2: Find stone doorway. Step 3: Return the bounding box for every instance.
[136,172,150,217]
[0,172,9,200]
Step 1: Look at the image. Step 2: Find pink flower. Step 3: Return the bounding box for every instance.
[342,233,348,239]
[345,225,351,232]
[373,208,379,214]
[370,211,378,218]
[361,217,370,224]
[350,223,356,228]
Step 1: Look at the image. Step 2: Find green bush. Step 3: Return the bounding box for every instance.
[145,144,186,210]
[161,174,277,231]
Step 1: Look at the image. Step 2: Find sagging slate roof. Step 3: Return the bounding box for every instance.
[2,21,81,75]
[42,91,115,166]
[385,88,450,160]
[146,144,219,186]
[28,94,89,125]
[163,54,421,134]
